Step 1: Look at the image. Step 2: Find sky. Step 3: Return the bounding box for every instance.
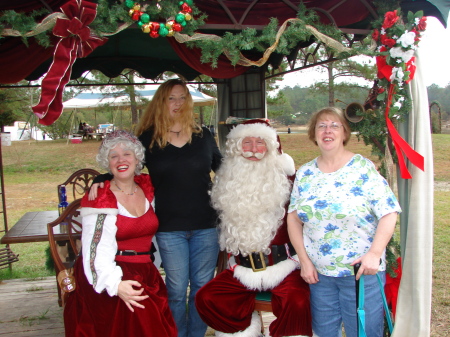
[279,16,450,89]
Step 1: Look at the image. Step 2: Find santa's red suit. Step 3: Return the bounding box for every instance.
[195,122,312,337]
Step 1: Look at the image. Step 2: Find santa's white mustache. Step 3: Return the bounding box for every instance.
[242,151,265,159]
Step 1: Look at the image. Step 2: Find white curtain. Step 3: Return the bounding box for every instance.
[391,49,434,336]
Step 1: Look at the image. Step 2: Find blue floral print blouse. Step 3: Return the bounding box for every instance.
[288,154,401,277]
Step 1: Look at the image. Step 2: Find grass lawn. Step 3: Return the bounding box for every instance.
[0,133,448,335]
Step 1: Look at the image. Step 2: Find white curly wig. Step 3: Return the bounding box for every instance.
[96,130,145,175]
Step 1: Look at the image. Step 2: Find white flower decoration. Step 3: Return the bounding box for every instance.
[397,31,416,48]
[390,67,405,83]
[389,47,415,62]
[394,101,402,109]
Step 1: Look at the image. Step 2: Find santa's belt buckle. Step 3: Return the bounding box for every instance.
[249,252,266,272]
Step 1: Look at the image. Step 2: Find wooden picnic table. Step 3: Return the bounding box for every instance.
[0,210,79,244]
[86,132,104,140]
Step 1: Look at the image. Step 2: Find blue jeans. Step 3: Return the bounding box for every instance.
[309,272,385,337]
[156,228,219,337]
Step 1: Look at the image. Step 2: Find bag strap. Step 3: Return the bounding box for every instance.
[377,273,394,334]
[357,275,367,337]
[357,274,394,337]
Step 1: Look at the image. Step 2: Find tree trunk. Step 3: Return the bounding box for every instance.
[130,90,139,127]
[328,62,335,107]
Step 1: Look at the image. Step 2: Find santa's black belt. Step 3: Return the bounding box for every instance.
[235,243,295,272]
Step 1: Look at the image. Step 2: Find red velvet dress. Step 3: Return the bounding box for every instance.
[64,175,177,337]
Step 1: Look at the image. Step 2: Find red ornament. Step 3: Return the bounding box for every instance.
[181,3,192,13]
[150,30,159,38]
[172,22,183,32]
[150,22,160,31]
[131,11,141,21]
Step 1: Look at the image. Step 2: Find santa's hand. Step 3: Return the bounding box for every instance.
[300,258,319,284]
[117,280,149,312]
[88,182,104,201]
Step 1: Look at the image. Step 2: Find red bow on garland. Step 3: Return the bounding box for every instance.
[32,0,107,126]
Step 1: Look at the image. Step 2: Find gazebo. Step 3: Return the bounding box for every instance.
[0,1,448,336]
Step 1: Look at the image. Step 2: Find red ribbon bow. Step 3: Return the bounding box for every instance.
[375,54,424,179]
[385,84,424,179]
[32,0,107,125]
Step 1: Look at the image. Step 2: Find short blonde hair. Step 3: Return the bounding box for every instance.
[307,107,351,146]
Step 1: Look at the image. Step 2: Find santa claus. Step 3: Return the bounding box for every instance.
[196,121,312,337]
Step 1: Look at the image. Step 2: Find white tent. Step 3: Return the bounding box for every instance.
[63,85,216,109]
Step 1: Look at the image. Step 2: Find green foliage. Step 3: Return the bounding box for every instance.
[0,8,50,46]
[45,245,54,272]
[0,85,36,130]
[431,112,441,134]
[39,113,73,140]
[428,85,450,120]
[187,5,351,68]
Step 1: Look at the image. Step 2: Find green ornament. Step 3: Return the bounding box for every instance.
[175,13,186,24]
[159,25,169,37]
[185,0,194,6]
[125,0,135,9]
[179,1,185,5]
[140,13,150,23]
[181,20,187,27]
[137,20,144,27]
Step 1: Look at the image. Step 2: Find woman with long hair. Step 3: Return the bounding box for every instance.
[91,79,222,337]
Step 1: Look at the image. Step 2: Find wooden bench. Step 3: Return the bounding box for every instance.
[0,246,19,269]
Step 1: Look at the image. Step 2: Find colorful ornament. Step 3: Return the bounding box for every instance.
[125,0,195,38]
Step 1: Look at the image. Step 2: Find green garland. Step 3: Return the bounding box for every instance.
[0,1,376,65]
[184,4,351,68]
[0,0,206,46]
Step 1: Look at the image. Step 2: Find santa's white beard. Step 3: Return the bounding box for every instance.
[211,153,292,256]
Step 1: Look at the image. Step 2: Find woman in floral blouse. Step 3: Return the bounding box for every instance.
[287,107,401,337]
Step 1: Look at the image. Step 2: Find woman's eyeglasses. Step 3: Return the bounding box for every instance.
[316,122,342,131]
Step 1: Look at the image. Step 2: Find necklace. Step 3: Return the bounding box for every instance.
[170,130,182,137]
[113,180,138,196]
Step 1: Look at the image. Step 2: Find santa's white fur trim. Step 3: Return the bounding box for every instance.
[227,123,277,143]
[278,152,296,176]
[215,312,261,337]
[80,207,119,217]
[233,255,299,291]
